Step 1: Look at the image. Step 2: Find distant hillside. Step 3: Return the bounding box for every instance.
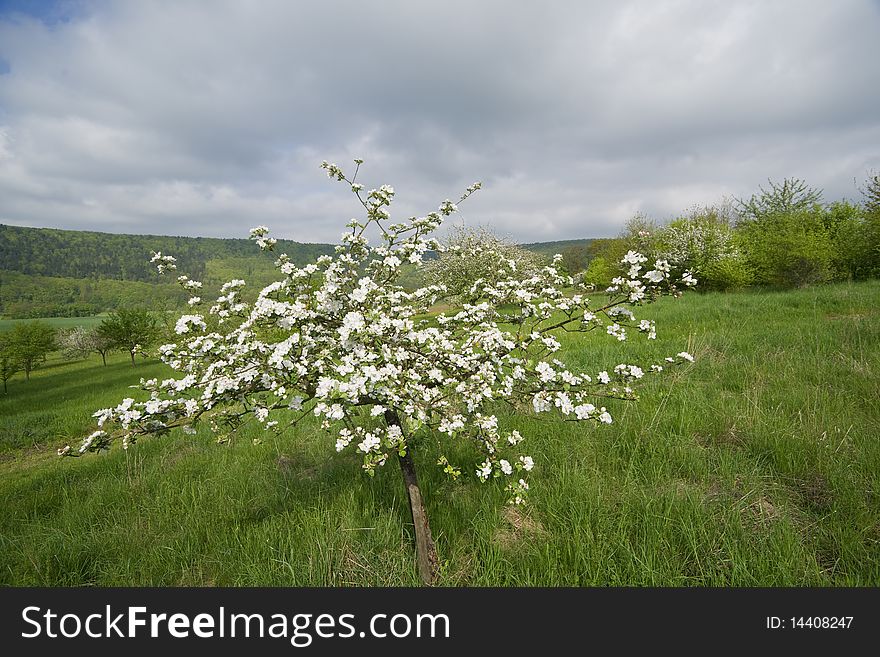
[520,238,593,257]
[0,224,335,283]
[0,224,597,318]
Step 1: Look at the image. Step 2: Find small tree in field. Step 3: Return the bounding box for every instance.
[62,160,696,584]
[60,325,114,365]
[92,329,115,366]
[0,335,21,393]
[98,309,159,365]
[7,321,55,381]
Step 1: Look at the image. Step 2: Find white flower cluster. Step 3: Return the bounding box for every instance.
[150,251,177,274]
[66,160,696,506]
[249,225,277,251]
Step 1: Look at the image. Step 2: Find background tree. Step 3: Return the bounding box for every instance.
[655,205,752,290]
[560,244,590,275]
[580,238,626,288]
[424,225,544,302]
[98,309,159,365]
[91,329,115,366]
[732,178,838,288]
[860,171,880,214]
[0,334,21,393]
[737,206,834,287]
[735,177,823,224]
[7,321,56,380]
[58,325,115,365]
[859,171,880,277]
[822,200,872,281]
[579,216,659,289]
[59,326,95,361]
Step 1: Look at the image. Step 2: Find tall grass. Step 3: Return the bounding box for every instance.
[1,281,878,585]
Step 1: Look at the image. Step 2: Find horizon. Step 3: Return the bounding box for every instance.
[0,221,599,248]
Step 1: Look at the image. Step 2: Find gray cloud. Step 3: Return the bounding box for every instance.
[1,0,878,243]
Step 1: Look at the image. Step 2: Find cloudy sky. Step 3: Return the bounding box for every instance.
[1,0,878,244]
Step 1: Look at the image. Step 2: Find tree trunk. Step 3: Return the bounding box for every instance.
[101,351,107,366]
[385,410,439,585]
[130,350,136,366]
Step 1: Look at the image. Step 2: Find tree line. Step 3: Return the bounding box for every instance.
[0,271,188,319]
[0,309,163,392]
[0,224,334,283]
[559,174,880,291]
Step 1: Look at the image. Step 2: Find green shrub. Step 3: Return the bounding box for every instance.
[581,256,616,288]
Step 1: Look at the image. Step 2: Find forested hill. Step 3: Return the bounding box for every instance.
[0,224,336,282]
[520,238,593,257]
[0,224,595,318]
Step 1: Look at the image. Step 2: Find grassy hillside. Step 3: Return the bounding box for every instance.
[1,281,878,586]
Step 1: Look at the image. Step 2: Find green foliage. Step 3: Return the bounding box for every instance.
[738,207,835,287]
[587,237,628,265]
[0,270,186,319]
[98,309,160,365]
[0,224,335,283]
[860,171,880,215]
[4,320,56,381]
[736,177,823,224]
[581,256,616,288]
[575,237,630,288]
[699,256,754,290]
[655,205,751,291]
[0,334,21,393]
[822,201,873,280]
[859,172,880,277]
[519,238,592,260]
[575,224,658,289]
[559,244,590,275]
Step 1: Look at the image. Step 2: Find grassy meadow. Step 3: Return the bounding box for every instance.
[1,281,878,586]
[0,315,106,332]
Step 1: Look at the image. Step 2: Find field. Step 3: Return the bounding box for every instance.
[1,281,878,586]
[0,315,106,332]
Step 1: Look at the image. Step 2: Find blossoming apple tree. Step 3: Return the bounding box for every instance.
[61,160,696,584]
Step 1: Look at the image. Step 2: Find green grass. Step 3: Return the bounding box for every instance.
[1,282,878,586]
[0,315,107,332]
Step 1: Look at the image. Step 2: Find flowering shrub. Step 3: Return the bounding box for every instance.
[656,209,751,290]
[423,224,544,302]
[61,159,696,583]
